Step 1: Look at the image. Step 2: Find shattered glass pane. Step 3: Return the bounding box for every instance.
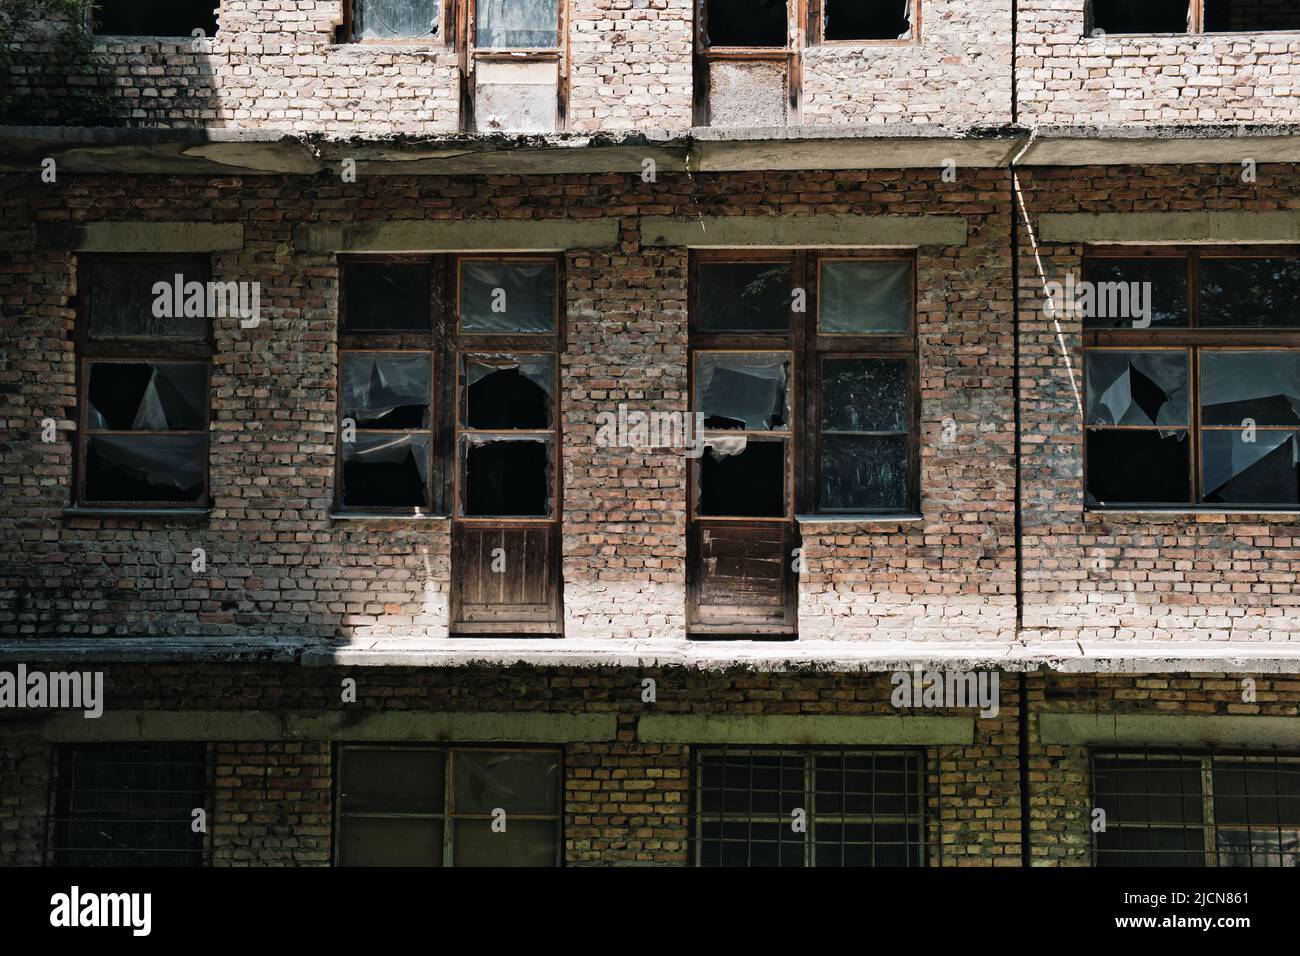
[84,435,206,503]
[696,352,790,431]
[452,819,557,866]
[1200,258,1300,328]
[462,437,551,516]
[87,363,208,431]
[343,262,431,331]
[1086,429,1191,505]
[704,0,788,46]
[824,0,911,40]
[1085,351,1189,427]
[464,355,554,429]
[698,438,786,516]
[341,433,431,508]
[354,0,440,39]
[476,0,559,49]
[1082,258,1189,329]
[90,259,209,339]
[1202,429,1300,506]
[697,262,791,332]
[821,358,907,432]
[821,434,908,512]
[341,749,445,814]
[1200,351,1300,427]
[459,260,556,333]
[342,353,431,429]
[819,259,910,333]
[452,751,560,814]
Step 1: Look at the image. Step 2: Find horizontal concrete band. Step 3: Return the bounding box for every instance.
[35,222,245,252]
[1038,715,1300,748]
[641,214,968,248]
[1038,211,1300,245]
[3,710,618,743]
[294,218,620,253]
[637,714,973,745]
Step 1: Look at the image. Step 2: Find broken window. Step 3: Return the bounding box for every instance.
[93,0,219,37]
[52,744,209,867]
[1090,0,1191,34]
[78,257,212,508]
[1093,751,1300,867]
[1084,248,1300,509]
[1203,0,1300,32]
[704,0,789,47]
[347,0,440,41]
[336,746,561,866]
[821,0,913,42]
[475,0,560,48]
[697,1,794,127]
[338,353,434,509]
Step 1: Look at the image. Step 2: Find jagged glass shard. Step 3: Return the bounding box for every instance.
[464,354,554,429]
[819,259,910,333]
[459,260,556,332]
[697,261,791,332]
[341,433,431,508]
[1086,351,1189,426]
[342,353,430,429]
[1201,351,1300,426]
[697,352,790,431]
[88,363,207,432]
[1202,430,1300,505]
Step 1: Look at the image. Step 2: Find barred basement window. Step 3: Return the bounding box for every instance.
[1083,247,1300,510]
[335,746,562,866]
[695,748,929,866]
[76,255,213,509]
[1093,751,1300,866]
[342,0,441,41]
[51,743,210,867]
[1090,0,1300,35]
[92,0,219,37]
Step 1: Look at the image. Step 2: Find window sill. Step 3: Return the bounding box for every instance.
[63,506,211,518]
[1086,508,1300,518]
[329,511,450,522]
[796,514,924,525]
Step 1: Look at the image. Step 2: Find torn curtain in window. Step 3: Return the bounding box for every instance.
[1086,351,1189,427]
[697,353,790,431]
[341,433,432,508]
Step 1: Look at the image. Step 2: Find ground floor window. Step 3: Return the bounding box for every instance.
[1092,750,1300,866]
[335,745,562,866]
[694,747,929,866]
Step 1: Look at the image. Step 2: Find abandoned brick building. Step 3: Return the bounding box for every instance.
[0,0,1299,868]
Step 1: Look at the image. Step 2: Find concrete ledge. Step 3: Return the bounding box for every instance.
[0,637,305,664]
[1038,714,1300,748]
[294,218,620,253]
[36,221,245,253]
[1038,211,1300,245]
[640,214,968,248]
[2,709,617,743]
[638,714,973,745]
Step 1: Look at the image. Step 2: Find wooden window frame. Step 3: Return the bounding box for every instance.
[807,0,921,47]
[694,0,802,126]
[1089,0,1300,36]
[1082,246,1300,511]
[338,0,450,45]
[462,0,570,131]
[74,253,214,511]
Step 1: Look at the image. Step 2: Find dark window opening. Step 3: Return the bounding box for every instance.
[1204,0,1300,32]
[341,434,431,509]
[704,0,789,47]
[464,358,554,430]
[93,0,219,37]
[52,744,208,867]
[699,440,786,517]
[1091,0,1190,34]
[1081,258,1189,329]
[697,262,791,333]
[342,262,431,332]
[824,0,912,42]
[463,439,551,516]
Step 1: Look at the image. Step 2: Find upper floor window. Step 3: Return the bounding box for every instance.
[92,0,219,38]
[1093,751,1300,866]
[1090,0,1300,36]
[475,0,560,49]
[343,0,441,41]
[1082,248,1300,510]
[76,255,213,509]
[813,0,915,43]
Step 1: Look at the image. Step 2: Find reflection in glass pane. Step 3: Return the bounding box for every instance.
[698,438,785,517]
[342,262,431,331]
[821,358,907,432]
[1086,351,1189,426]
[460,260,556,332]
[452,751,560,815]
[1201,429,1299,506]
[354,0,440,39]
[87,363,207,431]
[341,353,431,429]
[341,433,431,508]
[90,260,209,339]
[1200,258,1300,328]
[1214,829,1300,868]
[1085,429,1191,506]
[464,355,554,429]
[84,434,205,503]
[476,0,560,48]
[821,434,908,512]
[696,353,789,430]
[1200,351,1300,427]
[462,438,551,516]
[452,818,557,866]
[338,817,442,867]
[697,262,791,332]
[340,749,445,814]
[819,260,910,333]
[1082,258,1188,329]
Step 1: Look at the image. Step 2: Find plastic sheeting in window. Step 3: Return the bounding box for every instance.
[355,0,440,39]
[90,260,208,339]
[452,751,560,815]
[87,363,208,432]
[475,0,559,48]
[696,353,790,431]
[1200,351,1300,427]
[819,259,910,334]
[84,434,205,503]
[1086,351,1189,427]
[1202,430,1300,505]
[464,355,554,429]
[342,353,431,429]
[341,433,431,508]
[459,261,557,333]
